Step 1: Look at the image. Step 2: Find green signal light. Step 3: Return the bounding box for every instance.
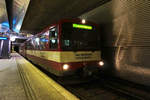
[73,24,92,30]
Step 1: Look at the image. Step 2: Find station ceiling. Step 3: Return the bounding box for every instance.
[0,0,111,34]
[21,0,111,34]
[0,0,9,32]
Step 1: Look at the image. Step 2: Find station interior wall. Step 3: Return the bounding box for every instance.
[100,0,150,86]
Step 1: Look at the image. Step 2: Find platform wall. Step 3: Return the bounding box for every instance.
[80,0,150,86]
[100,0,150,86]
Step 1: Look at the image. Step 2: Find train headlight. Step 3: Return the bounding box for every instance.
[98,61,104,66]
[63,64,70,70]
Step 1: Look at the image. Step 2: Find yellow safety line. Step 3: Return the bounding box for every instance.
[16,53,80,100]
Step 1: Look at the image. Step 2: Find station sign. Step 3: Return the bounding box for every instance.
[0,37,8,40]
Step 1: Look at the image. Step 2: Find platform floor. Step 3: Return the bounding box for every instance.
[0,53,79,100]
[0,54,27,100]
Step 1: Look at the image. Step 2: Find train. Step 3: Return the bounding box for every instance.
[19,19,104,77]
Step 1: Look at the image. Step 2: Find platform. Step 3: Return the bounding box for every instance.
[0,53,79,100]
[0,54,27,100]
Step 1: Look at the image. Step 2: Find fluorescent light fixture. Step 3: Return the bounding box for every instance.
[73,24,92,30]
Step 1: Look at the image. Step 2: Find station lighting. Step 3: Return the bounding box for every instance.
[16,24,21,31]
[98,61,104,66]
[35,38,40,45]
[10,36,16,41]
[63,64,70,70]
[82,19,86,24]
[51,39,56,43]
[35,38,40,42]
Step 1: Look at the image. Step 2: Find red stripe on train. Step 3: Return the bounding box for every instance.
[26,54,99,71]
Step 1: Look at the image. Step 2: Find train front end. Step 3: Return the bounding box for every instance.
[59,19,104,76]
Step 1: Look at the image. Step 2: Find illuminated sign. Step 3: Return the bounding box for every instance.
[73,24,92,30]
[0,37,8,40]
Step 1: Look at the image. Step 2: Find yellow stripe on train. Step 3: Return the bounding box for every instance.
[26,50,101,63]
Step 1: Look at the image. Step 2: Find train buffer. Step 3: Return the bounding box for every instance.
[0,53,79,100]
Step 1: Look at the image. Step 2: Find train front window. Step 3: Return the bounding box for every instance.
[61,22,100,51]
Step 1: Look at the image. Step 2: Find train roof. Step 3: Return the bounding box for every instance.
[22,18,99,44]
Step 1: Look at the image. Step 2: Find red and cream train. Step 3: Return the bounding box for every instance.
[19,19,104,76]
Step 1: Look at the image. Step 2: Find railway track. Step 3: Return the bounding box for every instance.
[24,58,150,100]
[33,65,150,100]
[102,77,150,100]
[62,77,150,100]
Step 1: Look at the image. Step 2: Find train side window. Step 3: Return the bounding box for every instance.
[34,37,40,50]
[39,35,45,50]
[49,27,58,49]
[31,39,35,50]
[39,33,49,50]
[27,41,32,50]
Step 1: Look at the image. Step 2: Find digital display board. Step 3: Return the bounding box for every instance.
[73,24,92,30]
